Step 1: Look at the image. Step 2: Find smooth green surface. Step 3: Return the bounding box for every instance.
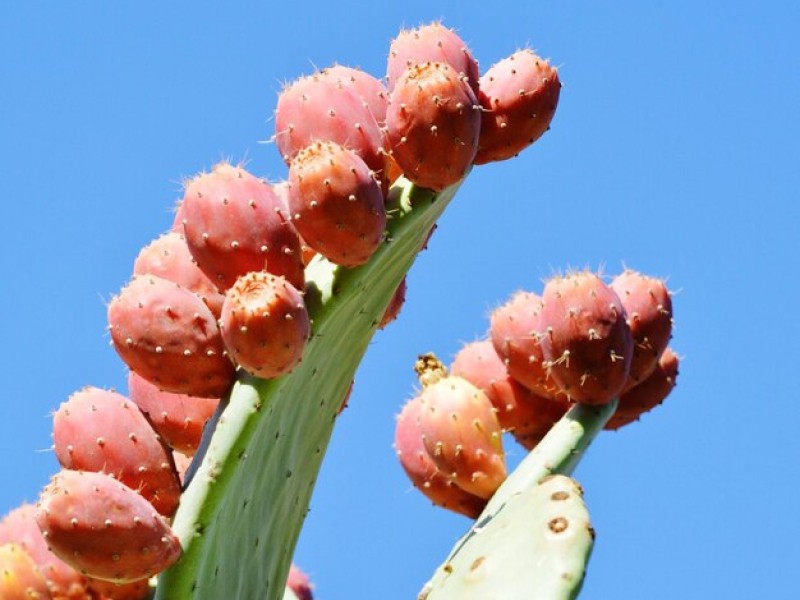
[420,475,593,600]
[154,178,458,599]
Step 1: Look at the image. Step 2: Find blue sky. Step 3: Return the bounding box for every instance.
[1,2,798,599]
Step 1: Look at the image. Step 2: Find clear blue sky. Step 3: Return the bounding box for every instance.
[2,2,798,599]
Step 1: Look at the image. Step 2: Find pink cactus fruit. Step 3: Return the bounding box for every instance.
[127,371,219,457]
[171,450,193,486]
[610,269,674,390]
[451,340,569,450]
[394,395,487,518]
[413,354,506,499]
[606,348,680,430]
[35,470,182,584]
[539,272,634,405]
[52,386,182,517]
[274,68,386,186]
[474,49,562,165]
[288,142,386,267]
[379,276,407,329]
[286,564,314,600]
[133,231,225,317]
[179,162,305,292]
[86,577,151,600]
[386,61,481,191]
[0,542,52,599]
[386,22,480,95]
[489,291,562,399]
[219,271,310,379]
[273,181,318,266]
[323,65,388,127]
[108,274,235,398]
[0,504,92,599]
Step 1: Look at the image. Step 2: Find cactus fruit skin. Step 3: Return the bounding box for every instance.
[539,273,634,405]
[474,50,562,165]
[322,65,388,127]
[286,564,313,600]
[379,276,407,329]
[180,162,305,292]
[274,68,386,182]
[86,577,151,600]
[451,340,569,450]
[133,231,226,317]
[490,290,561,399]
[219,271,311,379]
[288,142,386,267]
[128,371,219,457]
[394,396,487,519]
[35,470,181,584]
[413,354,507,499]
[605,347,679,430]
[108,274,235,398]
[386,62,481,191]
[53,386,182,517]
[0,542,52,600]
[610,270,674,389]
[0,504,93,599]
[386,22,480,95]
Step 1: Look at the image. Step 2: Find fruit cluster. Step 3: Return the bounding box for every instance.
[395,270,679,517]
[1,21,562,599]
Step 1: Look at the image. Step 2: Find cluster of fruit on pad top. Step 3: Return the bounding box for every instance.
[395,269,678,517]
[0,21,563,600]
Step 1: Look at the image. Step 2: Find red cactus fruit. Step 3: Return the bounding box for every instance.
[394,396,487,518]
[275,68,386,185]
[0,542,52,600]
[86,577,151,600]
[35,470,181,584]
[474,50,562,165]
[413,354,506,499]
[127,371,219,457]
[286,564,314,600]
[386,61,481,191]
[288,142,386,267]
[539,272,634,405]
[171,450,193,486]
[179,162,305,292]
[606,348,680,430]
[379,276,407,329]
[133,231,225,317]
[323,65,388,127]
[451,340,569,450]
[272,181,317,267]
[52,386,182,517]
[0,504,92,599]
[610,270,673,390]
[386,22,480,95]
[108,274,235,398]
[489,291,561,399]
[220,271,310,379]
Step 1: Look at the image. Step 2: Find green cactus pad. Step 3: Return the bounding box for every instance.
[154,178,460,599]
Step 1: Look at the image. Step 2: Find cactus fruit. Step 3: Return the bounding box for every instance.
[0,504,92,599]
[451,340,569,450]
[35,470,181,584]
[378,276,407,329]
[286,564,313,600]
[219,271,311,379]
[322,65,388,127]
[394,396,488,518]
[128,371,219,457]
[287,142,386,267]
[274,68,386,183]
[52,386,182,517]
[86,577,151,600]
[386,62,481,191]
[386,22,480,95]
[0,542,52,600]
[412,354,506,499]
[179,162,305,292]
[606,347,679,430]
[610,270,673,389]
[539,272,634,405]
[108,274,235,398]
[490,290,561,399]
[474,50,561,164]
[133,230,226,317]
